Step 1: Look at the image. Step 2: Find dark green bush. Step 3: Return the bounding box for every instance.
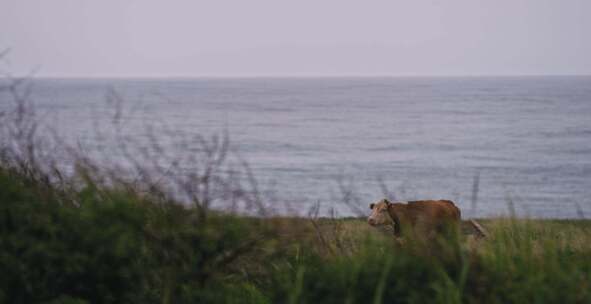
[0,167,270,304]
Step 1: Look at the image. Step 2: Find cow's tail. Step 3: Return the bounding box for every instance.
[468,219,488,238]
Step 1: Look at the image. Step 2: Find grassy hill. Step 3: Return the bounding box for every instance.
[2,165,591,303]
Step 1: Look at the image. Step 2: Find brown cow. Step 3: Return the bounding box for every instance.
[368,199,462,238]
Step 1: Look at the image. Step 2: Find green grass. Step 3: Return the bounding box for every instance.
[1,166,591,303]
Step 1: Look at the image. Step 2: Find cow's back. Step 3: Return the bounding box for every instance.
[406,200,461,231]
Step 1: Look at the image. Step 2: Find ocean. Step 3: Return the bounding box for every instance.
[2,76,591,218]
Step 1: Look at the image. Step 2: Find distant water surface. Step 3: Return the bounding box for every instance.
[2,76,590,218]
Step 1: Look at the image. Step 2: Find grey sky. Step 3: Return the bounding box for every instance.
[2,0,590,77]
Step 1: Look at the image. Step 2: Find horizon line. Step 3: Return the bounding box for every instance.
[25,73,591,80]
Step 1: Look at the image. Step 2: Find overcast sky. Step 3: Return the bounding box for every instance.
[1,0,590,77]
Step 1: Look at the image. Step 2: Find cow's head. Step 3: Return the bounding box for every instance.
[368,198,392,226]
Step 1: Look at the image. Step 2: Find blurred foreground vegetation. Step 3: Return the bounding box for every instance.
[1,165,591,303]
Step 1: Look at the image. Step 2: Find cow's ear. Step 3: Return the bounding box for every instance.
[369,203,375,209]
[383,199,391,205]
